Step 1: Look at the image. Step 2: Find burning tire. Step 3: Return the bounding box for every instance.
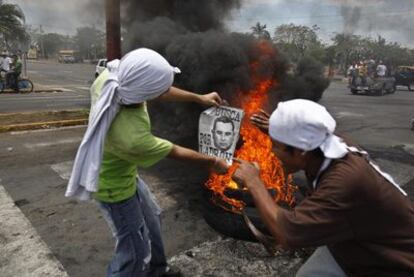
[202,196,271,242]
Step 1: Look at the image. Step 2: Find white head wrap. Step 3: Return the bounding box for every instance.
[268,99,407,196]
[66,48,180,200]
[268,99,348,159]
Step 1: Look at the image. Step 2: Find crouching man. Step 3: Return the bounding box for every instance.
[234,99,414,276]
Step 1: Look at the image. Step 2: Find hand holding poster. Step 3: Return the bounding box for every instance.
[199,106,244,164]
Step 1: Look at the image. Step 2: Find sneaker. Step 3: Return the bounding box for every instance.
[160,265,182,277]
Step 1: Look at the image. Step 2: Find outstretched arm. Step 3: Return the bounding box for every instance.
[167,144,229,174]
[232,158,285,244]
[158,86,223,107]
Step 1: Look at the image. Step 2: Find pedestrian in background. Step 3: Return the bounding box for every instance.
[0,53,11,72]
[376,60,387,77]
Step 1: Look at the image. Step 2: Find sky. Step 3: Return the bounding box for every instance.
[226,0,414,47]
[4,0,414,47]
[4,0,104,35]
[226,0,341,42]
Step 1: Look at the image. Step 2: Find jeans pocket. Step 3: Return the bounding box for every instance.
[137,178,162,216]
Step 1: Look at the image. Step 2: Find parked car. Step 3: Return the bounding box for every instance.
[95,58,107,78]
[58,55,75,64]
[349,75,396,96]
[394,66,414,91]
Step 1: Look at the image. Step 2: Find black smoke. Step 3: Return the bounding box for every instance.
[328,0,414,44]
[119,0,329,138]
[340,4,361,34]
[122,0,241,33]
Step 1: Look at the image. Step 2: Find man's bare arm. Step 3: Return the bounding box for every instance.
[158,86,223,106]
[232,159,286,245]
[167,144,229,174]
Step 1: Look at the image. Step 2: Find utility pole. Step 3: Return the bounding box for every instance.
[105,0,121,61]
[39,25,45,59]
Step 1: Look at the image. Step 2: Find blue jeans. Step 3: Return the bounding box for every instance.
[99,178,167,277]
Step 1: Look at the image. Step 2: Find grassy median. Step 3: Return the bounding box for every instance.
[0,110,89,133]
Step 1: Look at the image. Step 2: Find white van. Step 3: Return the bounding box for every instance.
[95,59,107,78]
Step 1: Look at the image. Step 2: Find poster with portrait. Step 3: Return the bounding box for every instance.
[198,106,244,165]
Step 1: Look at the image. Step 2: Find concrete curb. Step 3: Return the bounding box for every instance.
[0,185,68,277]
[33,89,64,93]
[1,89,64,94]
[0,109,87,117]
[0,118,88,133]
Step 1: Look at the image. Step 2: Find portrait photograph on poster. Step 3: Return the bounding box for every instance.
[198,106,244,164]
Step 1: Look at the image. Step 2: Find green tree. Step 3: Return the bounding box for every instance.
[251,22,271,40]
[367,35,413,69]
[331,33,414,74]
[331,33,367,74]
[274,24,325,62]
[0,2,29,50]
[40,33,66,57]
[74,26,105,60]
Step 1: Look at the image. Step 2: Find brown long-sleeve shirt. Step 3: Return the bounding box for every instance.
[277,152,414,276]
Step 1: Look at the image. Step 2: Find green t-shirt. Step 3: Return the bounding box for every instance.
[91,70,173,203]
[14,59,22,74]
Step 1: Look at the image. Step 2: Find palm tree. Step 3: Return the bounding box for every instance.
[0,2,28,50]
[251,22,271,40]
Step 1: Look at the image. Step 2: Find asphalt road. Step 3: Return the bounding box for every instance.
[0,81,413,276]
[321,82,414,148]
[26,60,95,89]
[0,60,94,113]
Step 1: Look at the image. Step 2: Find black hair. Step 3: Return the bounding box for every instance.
[212,116,234,131]
[284,145,324,158]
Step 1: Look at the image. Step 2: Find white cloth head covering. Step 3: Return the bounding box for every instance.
[66,48,180,200]
[268,99,348,159]
[268,99,407,196]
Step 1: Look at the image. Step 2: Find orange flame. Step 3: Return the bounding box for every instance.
[205,45,296,212]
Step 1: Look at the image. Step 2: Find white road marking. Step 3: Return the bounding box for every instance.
[74,86,90,90]
[24,138,82,149]
[51,161,74,180]
[61,88,75,92]
[335,111,364,118]
[403,144,414,156]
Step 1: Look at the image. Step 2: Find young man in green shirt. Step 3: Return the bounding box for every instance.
[67,49,228,277]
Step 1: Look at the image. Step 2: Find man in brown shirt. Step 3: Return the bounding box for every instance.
[234,99,414,276]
